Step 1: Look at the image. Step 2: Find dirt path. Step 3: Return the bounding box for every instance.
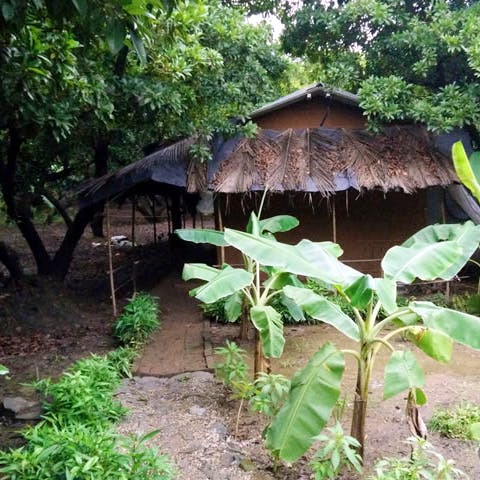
[134,271,210,377]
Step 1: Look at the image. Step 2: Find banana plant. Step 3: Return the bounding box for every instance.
[177,211,315,376]
[265,221,480,462]
[452,141,480,202]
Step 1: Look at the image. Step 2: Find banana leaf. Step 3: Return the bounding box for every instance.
[384,350,425,400]
[265,343,345,462]
[250,305,285,358]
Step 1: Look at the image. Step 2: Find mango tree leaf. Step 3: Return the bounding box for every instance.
[410,301,480,350]
[130,29,147,65]
[452,141,480,202]
[106,19,126,55]
[406,326,453,363]
[374,278,397,314]
[384,350,425,400]
[265,343,345,462]
[1,3,14,20]
[345,275,374,309]
[192,268,253,303]
[259,215,299,234]
[182,263,219,282]
[0,364,8,376]
[382,241,462,283]
[250,306,285,358]
[224,292,243,322]
[176,228,228,246]
[283,286,359,341]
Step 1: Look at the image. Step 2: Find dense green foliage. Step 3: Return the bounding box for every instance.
[114,293,160,347]
[0,0,290,279]
[0,349,175,479]
[280,0,480,137]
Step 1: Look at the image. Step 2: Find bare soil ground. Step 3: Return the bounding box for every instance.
[1,215,480,478]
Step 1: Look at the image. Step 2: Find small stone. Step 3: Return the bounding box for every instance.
[211,421,228,438]
[190,405,207,416]
[3,396,42,420]
[239,458,256,472]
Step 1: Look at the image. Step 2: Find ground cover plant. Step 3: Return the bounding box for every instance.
[177,212,480,466]
[429,403,480,440]
[0,295,173,479]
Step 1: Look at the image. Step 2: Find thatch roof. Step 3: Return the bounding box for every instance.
[78,125,459,207]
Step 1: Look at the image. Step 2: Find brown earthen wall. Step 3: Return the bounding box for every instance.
[254,99,366,130]
[216,190,427,275]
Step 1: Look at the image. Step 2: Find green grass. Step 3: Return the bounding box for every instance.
[429,403,480,440]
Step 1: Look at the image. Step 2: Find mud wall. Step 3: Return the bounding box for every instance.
[254,98,366,130]
[215,190,427,276]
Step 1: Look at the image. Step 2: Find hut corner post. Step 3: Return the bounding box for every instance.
[106,202,117,317]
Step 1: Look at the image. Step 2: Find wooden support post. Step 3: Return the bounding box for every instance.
[106,202,117,317]
[217,196,225,265]
[131,196,136,246]
[152,195,157,245]
[332,197,337,243]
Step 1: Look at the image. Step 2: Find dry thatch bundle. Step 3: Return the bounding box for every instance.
[210,126,457,194]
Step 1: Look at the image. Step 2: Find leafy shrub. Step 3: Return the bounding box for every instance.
[214,340,249,385]
[370,437,465,479]
[114,293,160,347]
[0,351,175,480]
[250,372,290,417]
[429,403,480,440]
[310,422,362,480]
[33,354,127,428]
[0,424,175,479]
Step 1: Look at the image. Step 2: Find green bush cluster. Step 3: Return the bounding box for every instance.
[0,293,174,480]
[114,293,160,347]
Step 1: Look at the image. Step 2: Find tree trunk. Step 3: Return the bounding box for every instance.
[239,297,250,340]
[350,372,367,459]
[171,192,183,231]
[0,241,22,281]
[50,204,99,280]
[90,139,109,237]
[38,187,72,227]
[0,125,51,274]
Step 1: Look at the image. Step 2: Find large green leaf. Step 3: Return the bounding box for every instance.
[276,292,305,322]
[283,286,360,341]
[224,229,322,278]
[250,306,285,358]
[182,263,219,282]
[175,228,228,246]
[106,19,126,55]
[400,222,480,279]
[384,350,425,400]
[191,268,253,303]
[345,275,374,309]
[406,326,453,363]
[224,292,243,322]
[259,215,299,234]
[452,141,480,202]
[263,272,302,291]
[374,278,397,314]
[265,343,345,462]
[130,29,147,65]
[410,301,480,350]
[295,240,362,286]
[382,241,462,283]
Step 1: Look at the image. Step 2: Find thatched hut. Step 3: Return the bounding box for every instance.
[79,84,478,274]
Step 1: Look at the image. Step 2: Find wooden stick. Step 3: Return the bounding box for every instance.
[332,197,337,243]
[152,195,157,245]
[131,195,136,246]
[106,202,117,317]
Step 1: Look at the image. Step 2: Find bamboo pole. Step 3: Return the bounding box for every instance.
[332,197,337,243]
[106,202,117,317]
[131,195,136,246]
[152,195,157,245]
[217,196,225,265]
